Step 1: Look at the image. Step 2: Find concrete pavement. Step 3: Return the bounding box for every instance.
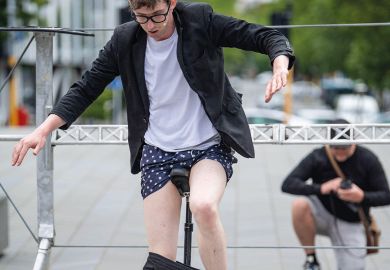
[1,128,390,269]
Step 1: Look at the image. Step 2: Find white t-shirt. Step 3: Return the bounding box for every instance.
[143,28,220,152]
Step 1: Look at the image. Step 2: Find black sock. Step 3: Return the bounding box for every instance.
[306,253,319,265]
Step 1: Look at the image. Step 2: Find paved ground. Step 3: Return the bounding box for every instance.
[1,127,390,270]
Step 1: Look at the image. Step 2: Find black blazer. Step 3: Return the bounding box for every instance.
[51,2,295,174]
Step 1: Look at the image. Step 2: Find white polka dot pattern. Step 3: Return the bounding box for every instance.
[140,143,237,198]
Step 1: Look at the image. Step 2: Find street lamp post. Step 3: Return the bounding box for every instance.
[7,0,18,126]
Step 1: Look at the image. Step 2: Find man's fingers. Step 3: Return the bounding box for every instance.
[15,144,30,166]
[264,72,289,103]
[271,79,277,94]
[33,139,45,156]
[271,79,278,93]
[281,73,288,87]
[265,79,280,103]
[264,81,272,103]
[11,134,47,166]
[275,76,283,91]
[12,142,22,166]
[11,143,20,166]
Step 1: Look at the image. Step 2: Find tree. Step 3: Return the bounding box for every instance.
[0,0,48,57]
[213,0,285,76]
[291,0,390,92]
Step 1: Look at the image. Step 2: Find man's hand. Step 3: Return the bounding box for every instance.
[337,184,365,203]
[320,177,343,195]
[12,129,47,166]
[11,114,65,166]
[264,55,289,103]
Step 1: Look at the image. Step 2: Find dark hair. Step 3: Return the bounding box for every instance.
[328,118,351,140]
[129,0,170,10]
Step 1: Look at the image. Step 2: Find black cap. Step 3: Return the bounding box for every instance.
[328,119,351,140]
[327,119,353,149]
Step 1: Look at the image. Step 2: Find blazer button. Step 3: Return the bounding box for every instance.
[143,118,147,123]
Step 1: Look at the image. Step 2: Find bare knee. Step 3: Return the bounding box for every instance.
[292,198,312,219]
[190,199,219,228]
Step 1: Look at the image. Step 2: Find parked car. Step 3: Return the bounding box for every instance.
[335,94,379,123]
[321,77,355,108]
[257,91,284,110]
[296,108,337,124]
[257,80,322,110]
[376,111,390,123]
[245,108,312,125]
[292,81,321,100]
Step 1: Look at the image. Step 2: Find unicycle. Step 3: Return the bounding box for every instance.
[143,168,199,270]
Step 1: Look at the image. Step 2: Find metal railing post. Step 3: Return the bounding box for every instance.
[33,32,55,270]
[32,239,51,270]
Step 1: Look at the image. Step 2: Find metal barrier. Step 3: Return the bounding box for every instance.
[0,193,8,256]
[2,124,390,146]
[0,27,93,270]
[51,124,390,145]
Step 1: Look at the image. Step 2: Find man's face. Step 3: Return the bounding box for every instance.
[330,144,356,162]
[132,0,176,41]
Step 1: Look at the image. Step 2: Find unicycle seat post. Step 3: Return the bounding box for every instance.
[184,194,193,265]
[170,168,193,267]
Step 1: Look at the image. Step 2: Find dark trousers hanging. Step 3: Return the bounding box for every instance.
[143,252,200,270]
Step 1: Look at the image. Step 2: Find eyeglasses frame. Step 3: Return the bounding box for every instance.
[132,2,171,24]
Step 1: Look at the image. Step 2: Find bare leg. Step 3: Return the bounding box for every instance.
[190,159,227,270]
[144,181,182,260]
[292,198,316,255]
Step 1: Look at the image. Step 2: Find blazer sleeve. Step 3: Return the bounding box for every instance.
[204,4,295,69]
[50,30,120,129]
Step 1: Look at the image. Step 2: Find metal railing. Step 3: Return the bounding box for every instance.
[3,124,390,145]
[0,27,93,270]
[51,124,390,145]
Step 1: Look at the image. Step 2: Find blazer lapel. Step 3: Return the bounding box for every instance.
[132,30,150,113]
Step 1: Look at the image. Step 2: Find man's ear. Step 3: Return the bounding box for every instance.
[170,0,177,10]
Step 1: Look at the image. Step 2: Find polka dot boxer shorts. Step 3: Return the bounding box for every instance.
[140,143,238,199]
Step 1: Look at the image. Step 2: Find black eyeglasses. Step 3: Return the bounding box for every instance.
[132,2,171,24]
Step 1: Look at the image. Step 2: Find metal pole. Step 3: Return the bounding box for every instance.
[34,32,55,270]
[7,0,18,126]
[32,239,51,270]
[184,195,193,266]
